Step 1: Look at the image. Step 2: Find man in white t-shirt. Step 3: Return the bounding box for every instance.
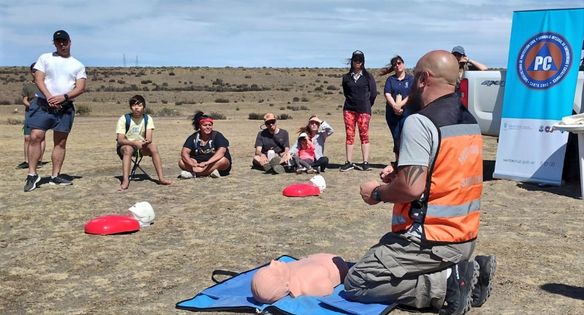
[24,30,87,192]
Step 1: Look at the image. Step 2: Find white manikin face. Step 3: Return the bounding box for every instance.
[310,175,326,192]
[128,201,155,227]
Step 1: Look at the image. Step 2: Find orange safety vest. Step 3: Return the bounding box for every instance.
[392,94,483,243]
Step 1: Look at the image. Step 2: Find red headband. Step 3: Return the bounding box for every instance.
[199,117,214,125]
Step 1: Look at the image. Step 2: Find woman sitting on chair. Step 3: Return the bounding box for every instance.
[178,111,232,179]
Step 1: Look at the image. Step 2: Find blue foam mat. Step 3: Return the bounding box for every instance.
[176,255,397,314]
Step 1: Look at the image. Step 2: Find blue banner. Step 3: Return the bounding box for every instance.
[494,8,584,185]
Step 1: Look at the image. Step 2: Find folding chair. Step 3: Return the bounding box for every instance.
[129,149,151,181]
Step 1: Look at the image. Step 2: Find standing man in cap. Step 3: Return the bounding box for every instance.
[252,113,291,174]
[451,45,487,89]
[24,30,86,192]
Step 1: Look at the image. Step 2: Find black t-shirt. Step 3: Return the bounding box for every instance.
[254,128,290,154]
[183,131,231,162]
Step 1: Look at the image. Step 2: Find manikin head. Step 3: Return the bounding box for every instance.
[128,201,155,227]
[310,175,326,192]
[251,260,291,304]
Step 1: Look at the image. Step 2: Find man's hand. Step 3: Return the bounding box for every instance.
[380,164,397,183]
[281,151,291,163]
[133,140,145,150]
[360,180,381,205]
[47,94,66,107]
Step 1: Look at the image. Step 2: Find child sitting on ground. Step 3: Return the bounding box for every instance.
[115,95,172,191]
[291,133,317,174]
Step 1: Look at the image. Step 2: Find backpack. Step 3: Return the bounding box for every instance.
[124,113,149,134]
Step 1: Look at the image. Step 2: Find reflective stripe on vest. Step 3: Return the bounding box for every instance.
[391,97,483,244]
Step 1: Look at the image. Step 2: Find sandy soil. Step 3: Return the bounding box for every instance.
[0,67,583,314]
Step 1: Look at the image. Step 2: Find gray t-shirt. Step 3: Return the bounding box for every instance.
[398,114,439,168]
[254,128,290,154]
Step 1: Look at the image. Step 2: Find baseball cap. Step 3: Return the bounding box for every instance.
[263,112,276,122]
[53,30,70,41]
[308,115,322,124]
[451,45,465,56]
[298,132,308,139]
[351,50,365,63]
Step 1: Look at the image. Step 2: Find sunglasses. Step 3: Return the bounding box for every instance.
[392,61,403,66]
[265,119,277,126]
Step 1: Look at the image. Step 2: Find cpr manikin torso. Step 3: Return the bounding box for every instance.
[251,253,349,303]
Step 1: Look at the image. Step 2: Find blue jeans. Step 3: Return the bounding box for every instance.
[385,105,411,153]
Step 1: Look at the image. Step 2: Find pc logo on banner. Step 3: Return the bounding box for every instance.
[517,32,572,89]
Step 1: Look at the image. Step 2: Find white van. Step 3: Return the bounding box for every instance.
[460,70,584,136]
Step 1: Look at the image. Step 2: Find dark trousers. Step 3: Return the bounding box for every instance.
[311,156,329,172]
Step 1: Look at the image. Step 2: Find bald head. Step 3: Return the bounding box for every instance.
[416,50,459,87]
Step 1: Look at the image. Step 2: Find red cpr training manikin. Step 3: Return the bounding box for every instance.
[251,253,349,304]
[84,201,155,235]
[282,175,326,197]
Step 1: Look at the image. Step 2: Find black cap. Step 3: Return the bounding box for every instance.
[53,30,70,41]
[351,50,364,63]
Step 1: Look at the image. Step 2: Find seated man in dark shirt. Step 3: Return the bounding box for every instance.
[252,113,291,174]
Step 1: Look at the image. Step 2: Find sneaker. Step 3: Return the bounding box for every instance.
[209,169,221,178]
[179,170,195,179]
[17,161,29,169]
[339,161,354,172]
[439,260,479,315]
[49,175,73,186]
[37,161,44,169]
[269,157,285,174]
[296,167,307,174]
[361,161,371,171]
[24,174,40,192]
[471,255,496,307]
[269,156,282,166]
[262,163,272,172]
[272,164,285,174]
[306,168,317,174]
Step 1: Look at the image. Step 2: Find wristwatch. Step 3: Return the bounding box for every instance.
[64,94,69,101]
[372,186,382,202]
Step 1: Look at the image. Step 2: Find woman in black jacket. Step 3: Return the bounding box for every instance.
[340,50,377,172]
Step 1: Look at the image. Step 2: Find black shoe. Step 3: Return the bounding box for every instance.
[471,255,496,307]
[340,161,354,172]
[49,175,73,186]
[37,161,44,169]
[17,161,29,169]
[439,260,479,315]
[24,174,40,192]
[359,161,371,171]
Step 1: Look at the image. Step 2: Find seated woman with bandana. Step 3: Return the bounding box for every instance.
[178,111,232,179]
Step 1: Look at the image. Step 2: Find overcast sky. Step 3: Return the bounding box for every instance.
[1,0,582,68]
